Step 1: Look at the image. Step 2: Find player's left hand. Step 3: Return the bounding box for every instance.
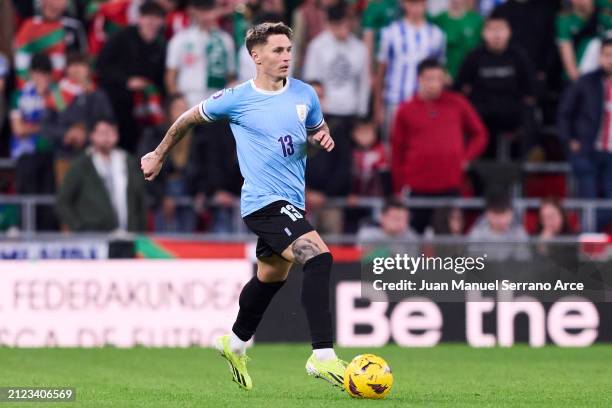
[310,130,335,152]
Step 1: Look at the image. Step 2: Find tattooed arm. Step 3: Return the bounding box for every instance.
[141,105,207,181]
[307,122,335,154]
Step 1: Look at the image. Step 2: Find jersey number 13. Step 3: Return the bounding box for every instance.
[280,204,303,221]
[278,135,294,157]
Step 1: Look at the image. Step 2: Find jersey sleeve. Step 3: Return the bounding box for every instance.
[198,88,236,122]
[305,86,324,131]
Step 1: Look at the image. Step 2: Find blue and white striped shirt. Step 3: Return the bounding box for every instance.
[377,20,445,105]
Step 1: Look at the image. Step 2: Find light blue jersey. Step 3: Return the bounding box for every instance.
[199,78,324,217]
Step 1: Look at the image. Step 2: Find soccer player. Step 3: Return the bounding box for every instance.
[140,22,346,391]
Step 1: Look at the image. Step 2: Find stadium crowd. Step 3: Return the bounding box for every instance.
[0,0,611,238]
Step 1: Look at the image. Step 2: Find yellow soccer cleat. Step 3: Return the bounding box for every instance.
[214,335,253,391]
[305,354,348,389]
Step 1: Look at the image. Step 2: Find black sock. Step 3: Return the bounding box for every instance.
[301,252,334,350]
[232,276,286,341]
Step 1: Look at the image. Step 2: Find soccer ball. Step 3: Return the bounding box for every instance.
[343,354,393,399]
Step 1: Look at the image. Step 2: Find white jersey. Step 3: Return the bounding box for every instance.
[377,20,445,105]
[166,26,236,107]
[302,31,370,117]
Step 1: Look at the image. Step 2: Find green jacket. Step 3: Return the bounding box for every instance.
[56,150,146,232]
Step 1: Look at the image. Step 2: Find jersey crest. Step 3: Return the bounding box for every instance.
[296,104,307,122]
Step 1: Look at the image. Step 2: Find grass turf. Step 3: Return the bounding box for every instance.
[0,344,610,407]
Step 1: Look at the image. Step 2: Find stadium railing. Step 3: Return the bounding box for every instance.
[0,159,595,234]
[2,194,612,235]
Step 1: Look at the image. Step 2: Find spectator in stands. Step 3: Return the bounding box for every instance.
[392,59,487,233]
[558,38,612,203]
[537,198,572,238]
[56,118,146,232]
[41,53,115,182]
[350,121,391,199]
[357,199,419,257]
[535,198,574,256]
[556,0,612,81]
[291,0,330,77]
[430,205,465,257]
[345,120,391,233]
[375,0,446,140]
[97,1,166,153]
[494,0,560,86]
[362,0,400,72]
[138,94,198,232]
[303,2,369,163]
[431,0,483,80]
[14,0,88,87]
[9,53,57,230]
[467,190,530,261]
[165,0,236,108]
[432,206,465,236]
[87,0,141,57]
[456,13,535,159]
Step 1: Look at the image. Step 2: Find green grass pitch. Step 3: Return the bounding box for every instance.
[0,344,610,407]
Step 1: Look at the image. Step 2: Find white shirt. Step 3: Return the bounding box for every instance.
[91,148,129,231]
[166,25,236,107]
[377,20,445,105]
[303,31,370,116]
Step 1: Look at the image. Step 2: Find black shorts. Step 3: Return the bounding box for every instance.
[243,200,314,259]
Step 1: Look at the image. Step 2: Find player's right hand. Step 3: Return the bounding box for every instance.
[141,151,163,181]
[311,130,335,152]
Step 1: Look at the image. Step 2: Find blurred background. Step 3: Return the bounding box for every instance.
[2,0,612,238]
[1,0,612,349]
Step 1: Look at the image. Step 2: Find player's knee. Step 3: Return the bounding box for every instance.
[292,237,328,265]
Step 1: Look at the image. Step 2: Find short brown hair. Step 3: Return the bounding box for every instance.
[245,22,292,55]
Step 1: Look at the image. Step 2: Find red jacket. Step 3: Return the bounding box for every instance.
[391,91,488,193]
